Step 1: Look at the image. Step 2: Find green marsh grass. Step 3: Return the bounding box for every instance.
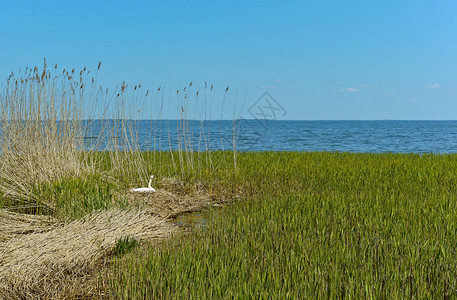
[114,236,139,256]
[110,152,457,299]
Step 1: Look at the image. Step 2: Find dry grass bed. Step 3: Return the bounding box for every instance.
[0,209,176,299]
[124,177,215,219]
[0,210,57,243]
[125,190,212,219]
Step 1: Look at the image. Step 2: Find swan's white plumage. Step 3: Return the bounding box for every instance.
[130,175,156,193]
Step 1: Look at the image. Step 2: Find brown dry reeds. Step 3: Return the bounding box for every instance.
[0,208,176,299]
[0,210,56,242]
[0,62,91,209]
[0,61,152,214]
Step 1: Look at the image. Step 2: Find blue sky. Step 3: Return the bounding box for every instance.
[1,0,457,120]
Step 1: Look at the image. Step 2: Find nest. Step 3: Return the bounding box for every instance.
[125,177,213,218]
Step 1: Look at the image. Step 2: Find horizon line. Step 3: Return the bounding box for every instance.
[79,118,457,122]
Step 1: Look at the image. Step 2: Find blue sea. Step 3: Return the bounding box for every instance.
[83,120,457,153]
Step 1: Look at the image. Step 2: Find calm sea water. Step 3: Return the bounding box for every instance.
[83,120,457,153]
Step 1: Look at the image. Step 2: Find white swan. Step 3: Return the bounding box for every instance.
[130,175,156,193]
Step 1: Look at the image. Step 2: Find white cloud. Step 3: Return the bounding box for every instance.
[261,85,276,89]
[425,83,440,89]
[411,97,420,101]
[357,83,381,88]
[274,78,281,82]
[340,88,360,93]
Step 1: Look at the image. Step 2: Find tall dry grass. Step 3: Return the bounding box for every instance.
[0,60,150,215]
[0,61,90,211]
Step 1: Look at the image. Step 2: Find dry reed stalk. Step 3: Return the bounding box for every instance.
[0,208,176,299]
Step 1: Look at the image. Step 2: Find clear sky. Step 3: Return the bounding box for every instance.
[1,0,457,120]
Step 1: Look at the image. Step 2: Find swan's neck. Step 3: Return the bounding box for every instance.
[148,178,153,189]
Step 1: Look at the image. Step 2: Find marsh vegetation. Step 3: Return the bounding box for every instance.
[1,62,457,299]
[111,152,457,299]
